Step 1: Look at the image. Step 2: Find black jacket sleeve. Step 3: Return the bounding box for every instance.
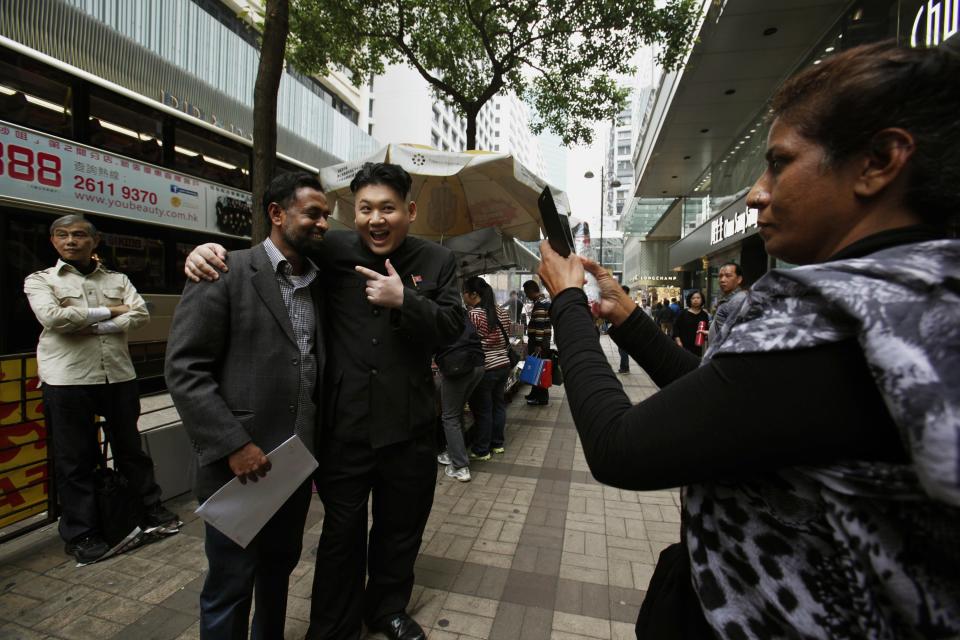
[550,288,904,491]
[607,305,701,386]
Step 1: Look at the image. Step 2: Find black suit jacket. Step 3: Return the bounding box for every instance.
[320,231,463,448]
[164,244,324,501]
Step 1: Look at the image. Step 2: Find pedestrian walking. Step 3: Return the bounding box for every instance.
[463,276,513,460]
[522,279,552,406]
[435,312,485,482]
[672,290,710,356]
[617,285,632,373]
[709,262,747,344]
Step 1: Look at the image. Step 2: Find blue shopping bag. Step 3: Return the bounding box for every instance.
[519,356,546,386]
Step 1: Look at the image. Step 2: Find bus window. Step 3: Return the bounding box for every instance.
[88,91,164,165]
[3,214,58,354]
[98,233,167,294]
[275,159,306,177]
[0,57,72,138]
[175,125,250,191]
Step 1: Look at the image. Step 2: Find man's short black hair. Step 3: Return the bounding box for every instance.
[720,261,742,277]
[349,162,413,201]
[621,285,630,294]
[522,280,540,294]
[263,171,323,219]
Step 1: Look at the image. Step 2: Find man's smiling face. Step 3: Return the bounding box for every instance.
[354,183,417,256]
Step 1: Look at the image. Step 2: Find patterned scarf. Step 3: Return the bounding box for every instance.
[689,239,960,639]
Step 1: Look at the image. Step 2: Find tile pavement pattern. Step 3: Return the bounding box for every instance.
[0,337,680,639]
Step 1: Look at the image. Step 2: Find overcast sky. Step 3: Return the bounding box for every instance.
[563,121,611,229]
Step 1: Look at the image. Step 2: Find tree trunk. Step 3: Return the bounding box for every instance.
[465,107,479,151]
[251,0,290,245]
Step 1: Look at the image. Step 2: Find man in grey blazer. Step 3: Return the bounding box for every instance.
[165,172,329,640]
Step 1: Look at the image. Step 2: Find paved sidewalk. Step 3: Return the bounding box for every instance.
[0,336,679,640]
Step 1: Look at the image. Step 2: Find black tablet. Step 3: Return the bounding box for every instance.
[538,186,575,257]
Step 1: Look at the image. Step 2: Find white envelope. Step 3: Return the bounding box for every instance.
[195,435,318,548]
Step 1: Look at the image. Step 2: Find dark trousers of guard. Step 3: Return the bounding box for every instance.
[42,380,162,544]
[306,435,437,640]
[200,481,311,640]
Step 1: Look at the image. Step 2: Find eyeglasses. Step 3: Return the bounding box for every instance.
[53,231,92,240]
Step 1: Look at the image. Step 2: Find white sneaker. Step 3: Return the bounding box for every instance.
[445,464,471,482]
[437,451,452,465]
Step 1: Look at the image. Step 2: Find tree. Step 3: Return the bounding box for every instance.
[250,0,289,244]
[288,0,699,150]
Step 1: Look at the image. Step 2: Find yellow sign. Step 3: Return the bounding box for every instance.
[0,356,49,529]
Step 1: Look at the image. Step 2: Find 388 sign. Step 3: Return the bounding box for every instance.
[0,141,62,187]
[0,120,213,233]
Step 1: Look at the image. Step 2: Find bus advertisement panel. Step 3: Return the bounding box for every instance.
[0,120,252,238]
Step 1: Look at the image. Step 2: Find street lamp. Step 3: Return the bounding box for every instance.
[584,167,622,268]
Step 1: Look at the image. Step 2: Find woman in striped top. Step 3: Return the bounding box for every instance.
[462,276,512,460]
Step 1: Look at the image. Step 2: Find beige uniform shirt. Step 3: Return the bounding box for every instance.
[24,260,150,385]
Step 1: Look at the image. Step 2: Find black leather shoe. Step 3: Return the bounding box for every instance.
[65,534,109,564]
[526,399,548,406]
[374,612,425,640]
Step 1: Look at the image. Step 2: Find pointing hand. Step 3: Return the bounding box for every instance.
[356,259,405,309]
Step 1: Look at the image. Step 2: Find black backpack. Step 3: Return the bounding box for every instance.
[435,317,485,377]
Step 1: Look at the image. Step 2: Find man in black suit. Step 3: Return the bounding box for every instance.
[184,163,464,640]
[166,173,329,639]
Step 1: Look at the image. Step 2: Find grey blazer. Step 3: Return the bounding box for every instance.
[164,244,324,501]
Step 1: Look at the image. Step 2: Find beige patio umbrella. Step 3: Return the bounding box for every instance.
[318,144,571,242]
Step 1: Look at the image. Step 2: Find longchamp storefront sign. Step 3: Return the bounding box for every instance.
[0,120,252,237]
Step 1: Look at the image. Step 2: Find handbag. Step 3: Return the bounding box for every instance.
[539,359,553,388]
[437,350,481,377]
[519,355,547,385]
[495,317,521,367]
[436,317,484,377]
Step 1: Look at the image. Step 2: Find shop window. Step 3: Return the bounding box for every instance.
[0,56,72,138]
[175,124,251,190]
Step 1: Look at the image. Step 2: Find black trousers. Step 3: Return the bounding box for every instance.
[199,481,312,640]
[306,435,437,640]
[42,380,162,543]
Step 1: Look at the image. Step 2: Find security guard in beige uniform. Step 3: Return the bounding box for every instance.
[24,214,177,564]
